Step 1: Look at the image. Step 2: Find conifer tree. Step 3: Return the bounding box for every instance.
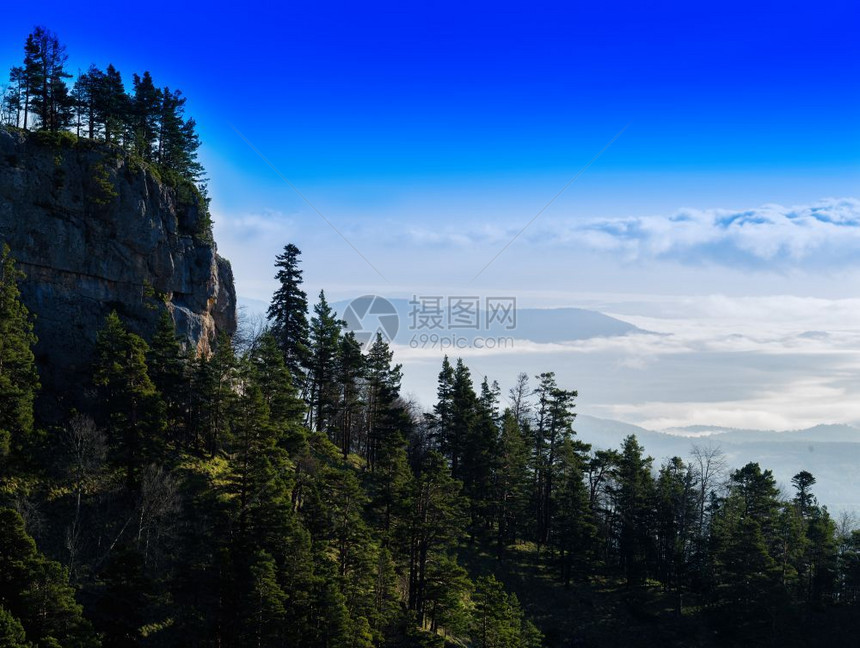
[471,574,542,648]
[246,331,306,453]
[432,355,455,460]
[96,64,128,144]
[147,309,188,441]
[334,331,364,458]
[71,65,103,139]
[0,244,39,458]
[0,509,98,647]
[363,332,404,471]
[130,71,161,160]
[306,290,343,433]
[711,462,784,626]
[403,451,465,625]
[551,437,595,585]
[531,372,577,547]
[267,243,309,384]
[157,87,202,179]
[92,311,164,488]
[654,456,697,612]
[190,333,236,456]
[26,27,73,132]
[612,435,655,589]
[0,606,30,647]
[494,410,531,554]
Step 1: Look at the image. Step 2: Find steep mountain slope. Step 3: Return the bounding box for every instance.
[0,127,236,409]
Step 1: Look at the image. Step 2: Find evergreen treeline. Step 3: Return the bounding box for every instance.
[1,27,203,184]
[2,240,860,646]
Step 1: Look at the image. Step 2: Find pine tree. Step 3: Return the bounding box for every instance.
[0,605,31,647]
[147,309,188,442]
[494,410,530,555]
[27,27,73,132]
[654,456,697,612]
[333,331,364,459]
[267,243,309,384]
[431,355,455,461]
[0,509,98,647]
[470,575,542,648]
[402,451,465,626]
[363,332,404,472]
[157,87,202,179]
[4,66,25,128]
[306,290,343,434]
[71,65,103,139]
[92,311,164,488]
[0,244,39,458]
[130,71,161,160]
[551,437,595,585]
[95,64,128,144]
[531,372,577,547]
[246,331,306,454]
[710,462,784,629]
[612,435,655,589]
[423,553,471,635]
[190,333,237,456]
[13,34,41,130]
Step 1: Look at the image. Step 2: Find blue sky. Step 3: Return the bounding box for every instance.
[3,1,858,219]
[3,1,860,425]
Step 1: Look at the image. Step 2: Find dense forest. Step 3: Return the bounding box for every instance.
[3,27,860,648]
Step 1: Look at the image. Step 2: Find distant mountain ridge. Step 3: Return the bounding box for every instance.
[575,414,860,513]
[240,296,648,344]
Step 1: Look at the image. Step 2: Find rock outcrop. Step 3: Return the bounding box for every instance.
[0,127,236,411]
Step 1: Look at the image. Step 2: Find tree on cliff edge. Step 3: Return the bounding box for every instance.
[0,244,39,458]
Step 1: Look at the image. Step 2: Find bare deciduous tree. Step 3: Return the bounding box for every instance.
[690,443,727,535]
[62,414,106,577]
[137,463,180,567]
[507,372,532,427]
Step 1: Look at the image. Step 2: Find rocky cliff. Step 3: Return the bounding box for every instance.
[0,126,236,410]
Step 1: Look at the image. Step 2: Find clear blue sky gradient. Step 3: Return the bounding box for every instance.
[2,0,858,218]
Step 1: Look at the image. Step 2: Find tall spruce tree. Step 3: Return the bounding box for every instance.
[306,290,343,434]
[267,243,309,384]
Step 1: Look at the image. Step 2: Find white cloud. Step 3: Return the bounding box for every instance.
[543,197,860,267]
[390,197,860,269]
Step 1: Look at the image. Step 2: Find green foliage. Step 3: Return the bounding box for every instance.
[0,605,32,647]
[147,309,188,439]
[31,129,77,149]
[471,575,543,648]
[306,290,343,433]
[0,509,98,647]
[92,311,164,488]
[89,161,118,206]
[0,245,39,458]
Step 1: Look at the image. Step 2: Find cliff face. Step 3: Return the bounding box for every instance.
[0,127,236,408]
